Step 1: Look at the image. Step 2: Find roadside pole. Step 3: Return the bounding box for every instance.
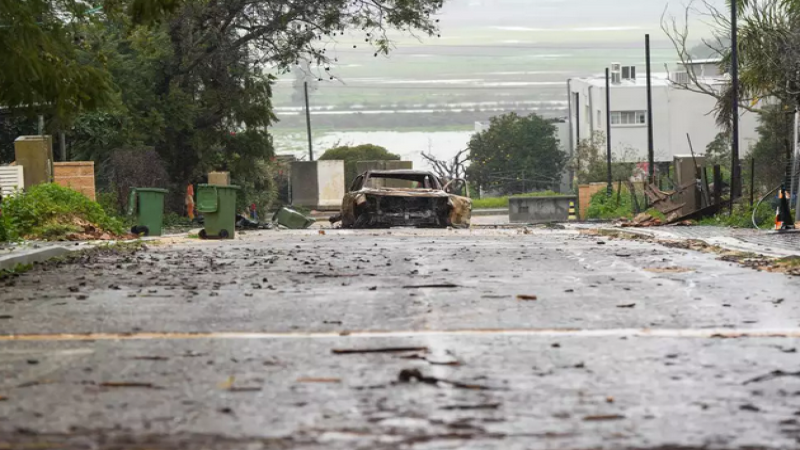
[793,108,800,220]
[304,81,314,161]
[645,34,655,185]
[730,0,741,213]
[605,68,612,196]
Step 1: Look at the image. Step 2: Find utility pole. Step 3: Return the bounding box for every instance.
[645,34,655,184]
[605,68,613,196]
[59,131,66,161]
[304,81,314,161]
[794,108,800,218]
[730,0,741,213]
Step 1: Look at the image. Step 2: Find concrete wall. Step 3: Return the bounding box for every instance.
[290,161,345,210]
[14,136,54,188]
[54,162,96,201]
[509,196,577,224]
[569,77,759,163]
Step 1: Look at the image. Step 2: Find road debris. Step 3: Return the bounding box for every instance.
[617,303,636,308]
[99,382,161,389]
[583,414,625,421]
[131,356,169,361]
[397,368,491,390]
[620,212,663,228]
[402,283,459,289]
[332,346,429,355]
[296,377,341,383]
[644,267,694,274]
[744,370,800,385]
[516,295,538,301]
[441,403,501,411]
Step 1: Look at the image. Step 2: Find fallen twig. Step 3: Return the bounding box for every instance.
[402,283,459,289]
[99,382,162,389]
[332,346,429,355]
[743,370,800,385]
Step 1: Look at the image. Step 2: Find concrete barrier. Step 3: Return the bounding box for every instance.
[14,135,54,188]
[290,161,345,211]
[509,195,578,224]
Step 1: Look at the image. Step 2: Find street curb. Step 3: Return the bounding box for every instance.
[595,227,800,258]
[0,246,72,272]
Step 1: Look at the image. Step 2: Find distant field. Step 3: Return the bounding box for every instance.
[268,27,680,132]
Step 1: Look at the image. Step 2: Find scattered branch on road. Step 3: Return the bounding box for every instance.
[402,283,459,289]
[332,347,429,355]
[743,370,800,385]
[99,382,162,389]
[516,295,538,301]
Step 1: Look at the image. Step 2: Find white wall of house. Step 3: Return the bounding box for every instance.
[568,72,760,162]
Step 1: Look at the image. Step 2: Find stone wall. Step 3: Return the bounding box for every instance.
[509,196,577,224]
[54,162,96,201]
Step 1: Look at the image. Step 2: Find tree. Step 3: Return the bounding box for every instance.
[466,113,567,195]
[571,132,608,185]
[72,0,443,185]
[0,0,181,121]
[319,144,400,188]
[748,105,795,192]
[662,0,800,126]
[422,148,468,182]
[705,131,732,168]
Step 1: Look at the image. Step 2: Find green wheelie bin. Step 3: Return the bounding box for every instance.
[196,184,240,239]
[128,188,169,236]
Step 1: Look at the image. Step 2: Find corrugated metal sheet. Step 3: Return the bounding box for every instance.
[0,166,24,196]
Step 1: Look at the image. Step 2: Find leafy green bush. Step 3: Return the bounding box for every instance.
[697,201,776,228]
[586,187,646,220]
[1,184,124,241]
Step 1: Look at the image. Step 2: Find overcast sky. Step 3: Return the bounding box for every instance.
[437,0,725,35]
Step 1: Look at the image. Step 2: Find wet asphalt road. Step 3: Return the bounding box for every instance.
[1,228,800,449]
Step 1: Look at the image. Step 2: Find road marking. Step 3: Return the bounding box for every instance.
[1,328,799,342]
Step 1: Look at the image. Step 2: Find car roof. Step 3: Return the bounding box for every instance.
[364,170,437,176]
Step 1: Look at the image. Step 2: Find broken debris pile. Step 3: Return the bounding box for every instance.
[619,213,663,228]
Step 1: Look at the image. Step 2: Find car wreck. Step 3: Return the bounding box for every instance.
[330,170,472,229]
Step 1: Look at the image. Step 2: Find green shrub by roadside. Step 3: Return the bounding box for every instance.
[697,201,776,228]
[586,187,647,220]
[1,184,124,241]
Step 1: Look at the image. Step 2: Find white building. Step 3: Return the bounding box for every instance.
[566,60,761,163]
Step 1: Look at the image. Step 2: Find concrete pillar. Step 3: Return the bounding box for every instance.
[14,136,54,189]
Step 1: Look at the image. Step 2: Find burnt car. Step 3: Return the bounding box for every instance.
[332,170,472,229]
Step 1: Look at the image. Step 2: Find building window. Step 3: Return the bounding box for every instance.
[610,110,647,126]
